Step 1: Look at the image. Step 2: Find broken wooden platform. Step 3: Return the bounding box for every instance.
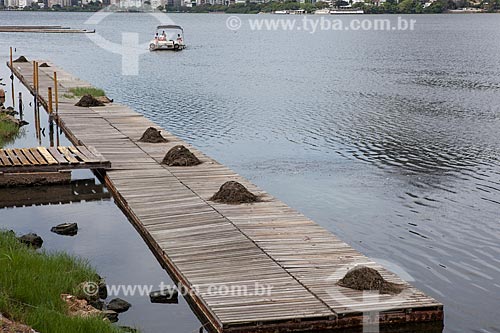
[0,146,110,173]
[8,60,444,333]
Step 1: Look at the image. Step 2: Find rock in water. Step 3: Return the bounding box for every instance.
[138,127,167,143]
[17,233,43,249]
[89,300,104,310]
[162,145,201,166]
[102,310,118,323]
[107,298,131,313]
[51,223,78,236]
[210,181,257,204]
[13,56,28,63]
[336,266,404,294]
[98,280,108,300]
[75,94,104,107]
[39,62,50,67]
[149,288,179,304]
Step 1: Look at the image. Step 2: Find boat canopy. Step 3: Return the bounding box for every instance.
[156,25,183,32]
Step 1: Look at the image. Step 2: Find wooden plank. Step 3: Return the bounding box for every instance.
[45,147,67,164]
[86,145,106,161]
[76,145,101,163]
[69,146,91,162]
[13,149,30,165]
[4,149,22,166]
[58,146,80,164]
[0,150,11,166]
[29,148,48,165]
[21,148,39,165]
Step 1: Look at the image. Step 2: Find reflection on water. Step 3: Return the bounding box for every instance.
[0,184,203,333]
[0,12,499,333]
[0,178,111,208]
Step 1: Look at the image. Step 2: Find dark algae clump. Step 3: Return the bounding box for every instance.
[139,127,167,143]
[162,145,201,166]
[210,181,258,204]
[337,266,404,294]
[13,56,28,63]
[75,94,105,107]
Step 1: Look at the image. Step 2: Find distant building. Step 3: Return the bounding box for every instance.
[5,0,18,7]
[118,0,142,7]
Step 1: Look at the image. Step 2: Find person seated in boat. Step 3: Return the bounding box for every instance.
[176,34,183,44]
[160,31,167,41]
[154,32,159,40]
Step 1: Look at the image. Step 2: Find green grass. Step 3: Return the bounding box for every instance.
[67,87,106,97]
[0,231,127,333]
[0,114,20,148]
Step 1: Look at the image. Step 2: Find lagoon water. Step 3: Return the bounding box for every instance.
[0,12,499,333]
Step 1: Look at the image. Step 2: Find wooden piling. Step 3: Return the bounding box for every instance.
[32,61,37,92]
[10,78,15,109]
[35,62,39,96]
[53,72,59,114]
[9,47,13,69]
[48,87,53,114]
[18,92,23,118]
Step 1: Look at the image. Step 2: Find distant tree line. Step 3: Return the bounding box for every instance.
[2,0,499,12]
[352,0,500,13]
[166,0,499,13]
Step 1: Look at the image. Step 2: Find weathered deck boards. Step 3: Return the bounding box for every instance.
[0,146,110,173]
[8,61,443,332]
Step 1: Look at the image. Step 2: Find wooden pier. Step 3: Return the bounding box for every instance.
[8,60,443,332]
[0,26,95,33]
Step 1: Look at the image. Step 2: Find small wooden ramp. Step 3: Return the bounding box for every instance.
[0,146,110,172]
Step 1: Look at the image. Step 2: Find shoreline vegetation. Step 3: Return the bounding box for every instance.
[63,86,106,99]
[0,0,499,14]
[0,231,131,333]
[0,112,20,148]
